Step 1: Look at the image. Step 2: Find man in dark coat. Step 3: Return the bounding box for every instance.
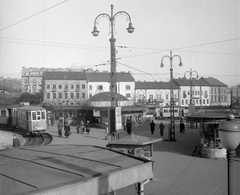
[126,118,132,135]
[150,120,155,134]
[180,122,185,134]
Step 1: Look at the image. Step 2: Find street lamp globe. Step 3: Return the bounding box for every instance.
[218,114,240,151]
[127,23,135,33]
[179,61,183,67]
[92,26,99,37]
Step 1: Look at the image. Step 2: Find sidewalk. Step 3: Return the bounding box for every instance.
[48,120,240,195]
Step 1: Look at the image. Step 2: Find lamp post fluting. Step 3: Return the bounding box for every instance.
[160,51,182,141]
[218,114,240,195]
[92,4,134,136]
[184,68,198,105]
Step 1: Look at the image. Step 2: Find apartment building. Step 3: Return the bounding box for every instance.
[135,81,180,106]
[42,71,87,106]
[201,77,229,106]
[86,72,135,100]
[174,77,210,107]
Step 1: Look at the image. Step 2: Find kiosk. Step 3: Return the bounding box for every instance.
[107,134,161,160]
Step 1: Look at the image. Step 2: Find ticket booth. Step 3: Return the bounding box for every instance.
[200,122,227,159]
[106,134,161,160]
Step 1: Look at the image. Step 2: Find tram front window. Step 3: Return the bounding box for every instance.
[41,111,46,120]
[32,112,36,120]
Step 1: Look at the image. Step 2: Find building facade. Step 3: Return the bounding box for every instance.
[86,72,135,101]
[42,71,88,106]
[201,77,229,106]
[174,78,210,107]
[135,81,180,106]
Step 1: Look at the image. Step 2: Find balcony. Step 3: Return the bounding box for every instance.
[75,88,80,92]
[64,88,68,92]
[52,88,56,92]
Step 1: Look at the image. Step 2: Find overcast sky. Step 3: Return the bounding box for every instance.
[0,0,239,86]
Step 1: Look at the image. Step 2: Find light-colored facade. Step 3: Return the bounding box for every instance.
[135,81,180,106]
[201,77,229,106]
[86,72,135,101]
[42,72,87,106]
[21,71,43,94]
[175,78,211,107]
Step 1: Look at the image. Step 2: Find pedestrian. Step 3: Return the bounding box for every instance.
[126,118,132,135]
[180,121,185,134]
[76,124,80,133]
[85,121,90,134]
[159,122,165,136]
[80,120,85,134]
[150,120,155,134]
[13,134,21,147]
[65,124,71,138]
[57,119,63,137]
[51,114,54,126]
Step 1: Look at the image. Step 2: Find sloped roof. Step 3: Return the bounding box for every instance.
[174,77,209,86]
[87,92,129,102]
[86,72,135,82]
[43,71,87,80]
[135,81,180,90]
[201,77,228,87]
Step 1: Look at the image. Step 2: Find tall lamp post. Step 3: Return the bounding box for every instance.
[160,51,183,141]
[218,114,240,195]
[92,5,134,136]
[184,68,198,106]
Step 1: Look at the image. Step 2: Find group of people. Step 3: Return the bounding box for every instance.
[76,120,90,134]
[57,117,71,138]
[149,120,185,136]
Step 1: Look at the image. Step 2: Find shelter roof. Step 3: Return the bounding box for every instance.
[87,92,128,102]
[43,71,87,80]
[107,134,162,146]
[86,72,135,82]
[0,145,153,195]
[135,81,179,90]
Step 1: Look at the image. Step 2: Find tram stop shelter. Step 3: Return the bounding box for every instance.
[107,134,162,161]
[0,145,154,195]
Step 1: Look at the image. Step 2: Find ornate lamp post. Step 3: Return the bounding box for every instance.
[184,68,199,105]
[92,5,134,136]
[218,114,240,195]
[160,51,183,141]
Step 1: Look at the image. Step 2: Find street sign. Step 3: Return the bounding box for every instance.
[115,107,122,131]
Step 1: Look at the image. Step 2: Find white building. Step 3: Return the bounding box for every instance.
[135,81,180,106]
[42,71,87,106]
[86,72,135,100]
[174,78,211,107]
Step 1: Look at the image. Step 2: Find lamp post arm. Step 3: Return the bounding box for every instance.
[93,13,111,27]
[114,11,133,23]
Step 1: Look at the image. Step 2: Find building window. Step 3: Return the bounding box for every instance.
[126,85,131,90]
[32,85,36,90]
[98,85,103,90]
[182,99,184,105]
[185,99,188,105]
[82,93,85,99]
[89,85,92,90]
[71,93,74,99]
[70,84,74,89]
[32,79,37,84]
[126,93,131,98]
[53,93,56,99]
[47,84,50,89]
[76,84,80,91]
[65,93,68,99]
[24,85,28,91]
[203,99,205,104]
[76,93,79,98]
[24,79,28,84]
[47,93,50,99]
[64,84,68,91]
[82,84,85,89]
[59,93,62,99]
[166,94,169,100]
[59,84,62,90]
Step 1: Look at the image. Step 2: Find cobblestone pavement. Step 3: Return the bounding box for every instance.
[47,119,240,195]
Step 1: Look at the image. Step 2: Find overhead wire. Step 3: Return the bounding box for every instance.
[0,0,69,32]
